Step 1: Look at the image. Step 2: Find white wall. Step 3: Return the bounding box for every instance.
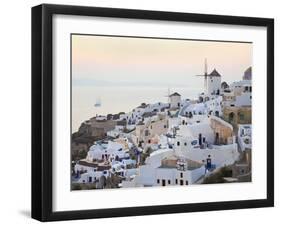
[207,76,221,95]
[0,0,279,225]
[235,92,252,106]
[169,95,181,108]
[183,144,240,167]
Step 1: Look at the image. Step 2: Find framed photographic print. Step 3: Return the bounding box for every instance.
[32,4,274,221]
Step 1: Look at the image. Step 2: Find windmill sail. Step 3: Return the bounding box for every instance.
[195,58,208,93]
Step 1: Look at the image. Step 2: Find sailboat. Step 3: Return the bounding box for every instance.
[94,97,101,107]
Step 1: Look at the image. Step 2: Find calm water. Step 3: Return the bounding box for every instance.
[72,83,203,132]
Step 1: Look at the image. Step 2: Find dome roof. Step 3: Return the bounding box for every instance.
[243,66,252,80]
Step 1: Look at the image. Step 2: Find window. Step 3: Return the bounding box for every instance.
[229,112,235,122]
[175,179,178,184]
[168,180,171,185]
[157,179,160,184]
[180,173,183,178]
[164,125,167,128]
[186,181,188,185]
[184,142,187,146]
[239,112,244,121]
[177,141,180,146]
[191,140,197,146]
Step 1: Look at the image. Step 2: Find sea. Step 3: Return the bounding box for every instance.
[72,82,203,132]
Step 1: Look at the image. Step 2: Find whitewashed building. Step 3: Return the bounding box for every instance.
[206,69,222,96]
[106,125,124,138]
[169,92,181,109]
[86,141,129,162]
[77,170,108,183]
[223,80,252,107]
[131,113,169,146]
[173,116,239,168]
[237,124,252,151]
[122,149,205,187]
[205,96,222,116]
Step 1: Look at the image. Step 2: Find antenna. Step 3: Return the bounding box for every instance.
[165,87,170,103]
[204,58,208,76]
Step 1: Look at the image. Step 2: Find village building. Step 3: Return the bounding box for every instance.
[223,80,252,108]
[180,95,222,118]
[173,115,239,168]
[221,81,229,91]
[131,113,169,146]
[180,102,206,116]
[122,149,205,187]
[119,102,169,126]
[237,124,252,151]
[205,96,222,117]
[74,138,136,184]
[206,69,222,96]
[195,60,222,99]
[74,159,112,184]
[145,102,170,113]
[222,74,252,127]
[77,169,108,184]
[106,125,124,138]
[86,140,130,162]
[223,106,251,126]
[169,92,181,109]
[210,116,234,145]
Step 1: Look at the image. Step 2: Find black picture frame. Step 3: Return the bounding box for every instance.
[32,4,274,222]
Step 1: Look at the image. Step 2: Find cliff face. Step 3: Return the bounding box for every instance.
[88,118,117,137]
[71,118,117,158]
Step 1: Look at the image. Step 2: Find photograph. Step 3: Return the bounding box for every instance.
[70,34,253,190]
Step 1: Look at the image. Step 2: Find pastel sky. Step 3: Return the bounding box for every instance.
[72,34,252,86]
